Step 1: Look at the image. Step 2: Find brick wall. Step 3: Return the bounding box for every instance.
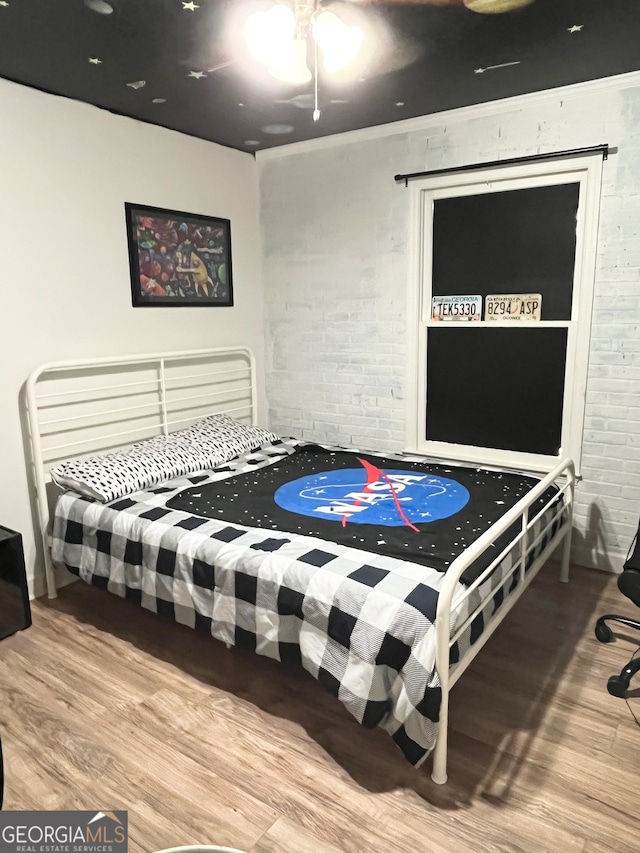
[258,76,640,572]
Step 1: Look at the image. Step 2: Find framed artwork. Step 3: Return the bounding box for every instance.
[125,202,233,307]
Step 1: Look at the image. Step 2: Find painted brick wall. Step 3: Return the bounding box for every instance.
[258,76,640,572]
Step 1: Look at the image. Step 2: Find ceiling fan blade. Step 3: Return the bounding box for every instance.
[348,0,535,10]
[348,0,463,5]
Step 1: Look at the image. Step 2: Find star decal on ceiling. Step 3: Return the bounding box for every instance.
[88,58,102,65]
[182,1,199,9]
[207,60,235,74]
[474,61,521,75]
[568,25,583,33]
[188,71,206,79]
[127,80,146,89]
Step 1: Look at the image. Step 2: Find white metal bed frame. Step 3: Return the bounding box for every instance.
[24,347,575,786]
[25,347,258,600]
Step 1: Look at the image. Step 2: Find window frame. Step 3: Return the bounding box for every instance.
[405,153,604,475]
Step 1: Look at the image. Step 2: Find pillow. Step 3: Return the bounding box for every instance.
[49,413,279,503]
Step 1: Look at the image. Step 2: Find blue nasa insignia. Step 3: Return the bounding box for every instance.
[274,459,469,527]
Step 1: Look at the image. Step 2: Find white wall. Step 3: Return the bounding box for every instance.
[258,72,640,574]
[0,78,264,598]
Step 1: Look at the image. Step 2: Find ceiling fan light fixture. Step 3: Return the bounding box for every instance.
[312,10,363,74]
[244,3,296,68]
[242,2,363,86]
[268,37,312,84]
[463,0,534,13]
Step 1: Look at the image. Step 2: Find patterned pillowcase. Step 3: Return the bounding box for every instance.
[49,414,280,503]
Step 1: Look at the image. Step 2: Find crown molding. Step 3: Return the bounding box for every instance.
[256,69,640,162]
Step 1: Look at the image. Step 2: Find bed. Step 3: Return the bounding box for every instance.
[25,346,575,785]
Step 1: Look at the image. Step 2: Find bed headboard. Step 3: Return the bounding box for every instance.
[25,346,257,599]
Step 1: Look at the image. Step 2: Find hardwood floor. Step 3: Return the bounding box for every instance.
[1,564,639,853]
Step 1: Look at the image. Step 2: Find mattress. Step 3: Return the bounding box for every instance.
[51,437,563,766]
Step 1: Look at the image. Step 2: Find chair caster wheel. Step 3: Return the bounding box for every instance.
[607,675,628,698]
[595,622,614,643]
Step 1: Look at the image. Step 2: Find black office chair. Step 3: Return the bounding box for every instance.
[595,529,640,697]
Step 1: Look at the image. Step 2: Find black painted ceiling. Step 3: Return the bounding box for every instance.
[1,0,638,153]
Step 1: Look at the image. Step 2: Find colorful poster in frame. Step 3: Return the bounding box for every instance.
[125,202,233,307]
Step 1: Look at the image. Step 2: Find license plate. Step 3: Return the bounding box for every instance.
[485,293,542,321]
[431,295,482,321]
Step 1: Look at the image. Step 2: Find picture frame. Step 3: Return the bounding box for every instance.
[125,202,233,307]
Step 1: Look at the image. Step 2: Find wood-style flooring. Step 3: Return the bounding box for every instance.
[0,564,639,853]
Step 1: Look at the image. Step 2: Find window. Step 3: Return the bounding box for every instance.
[406,153,603,473]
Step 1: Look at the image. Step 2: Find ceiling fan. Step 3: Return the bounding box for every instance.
[242,0,533,86]
[239,0,534,121]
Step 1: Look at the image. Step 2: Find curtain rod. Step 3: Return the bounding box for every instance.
[394,144,610,186]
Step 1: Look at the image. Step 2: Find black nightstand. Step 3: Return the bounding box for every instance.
[0,526,31,641]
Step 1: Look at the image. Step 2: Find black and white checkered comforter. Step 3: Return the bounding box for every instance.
[51,438,563,766]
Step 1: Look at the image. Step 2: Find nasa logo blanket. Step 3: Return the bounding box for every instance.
[167,444,557,585]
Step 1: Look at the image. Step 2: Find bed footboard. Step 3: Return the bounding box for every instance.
[430,457,575,784]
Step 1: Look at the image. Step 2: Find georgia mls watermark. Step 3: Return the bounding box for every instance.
[0,811,127,853]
